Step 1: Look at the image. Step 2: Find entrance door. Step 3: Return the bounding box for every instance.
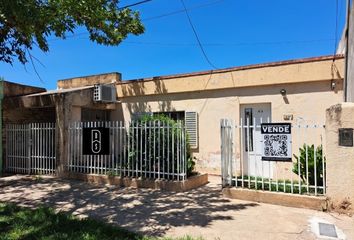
[241,103,273,178]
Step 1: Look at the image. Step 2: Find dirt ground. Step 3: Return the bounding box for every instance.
[0,175,353,240]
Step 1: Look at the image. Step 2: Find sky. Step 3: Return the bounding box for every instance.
[0,0,347,90]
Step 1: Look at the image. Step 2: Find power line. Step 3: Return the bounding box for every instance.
[119,0,153,10]
[180,0,218,69]
[143,0,224,21]
[121,39,335,47]
[47,0,224,42]
[48,34,335,46]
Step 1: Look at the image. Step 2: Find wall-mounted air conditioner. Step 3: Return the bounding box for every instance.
[93,84,117,103]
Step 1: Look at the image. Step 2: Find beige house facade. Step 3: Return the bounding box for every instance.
[114,55,344,174]
[3,55,345,176]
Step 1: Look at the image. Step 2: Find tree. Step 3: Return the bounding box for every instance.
[0,0,145,65]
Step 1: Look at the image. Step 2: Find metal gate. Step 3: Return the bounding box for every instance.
[5,123,56,175]
[221,119,326,196]
[67,121,187,181]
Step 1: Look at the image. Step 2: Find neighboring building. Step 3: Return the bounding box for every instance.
[2,55,345,175]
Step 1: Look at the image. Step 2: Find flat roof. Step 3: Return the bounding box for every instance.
[121,54,344,84]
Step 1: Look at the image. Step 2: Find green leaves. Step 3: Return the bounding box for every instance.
[293,144,325,186]
[0,0,145,64]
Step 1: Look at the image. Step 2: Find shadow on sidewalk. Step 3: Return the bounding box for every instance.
[0,176,258,236]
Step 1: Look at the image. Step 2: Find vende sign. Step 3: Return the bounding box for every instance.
[261,123,292,161]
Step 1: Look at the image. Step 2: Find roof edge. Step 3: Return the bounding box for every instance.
[120,54,345,84]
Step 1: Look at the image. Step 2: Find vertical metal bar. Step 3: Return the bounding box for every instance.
[322,129,326,195]
[123,121,126,177]
[79,122,82,173]
[120,121,123,176]
[177,121,180,181]
[172,121,175,180]
[184,122,187,181]
[290,123,294,193]
[44,123,47,174]
[27,124,31,174]
[297,124,301,194]
[229,120,235,186]
[39,123,42,174]
[153,121,156,179]
[128,121,131,177]
[68,123,71,172]
[167,121,170,180]
[76,122,79,173]
[29,124,33,174]
[314,137,317,196]
[253,117,257,190]
[89,122,92,174]
[162,121,165,179]
[240,117,244,188]
[267,116,271,191]
[144,121,147,178]
[140,121,143,177]
[246,118,251,188]
[112,121,115,175]
[5,125,7,172]
[306,129,309,194]
[158,121,161,179]
[148,121,151,179]
[135,121,138,177]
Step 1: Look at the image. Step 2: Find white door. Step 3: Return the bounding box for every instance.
[241,103,273,178]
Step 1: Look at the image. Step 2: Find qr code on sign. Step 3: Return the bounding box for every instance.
[263,135,288,157]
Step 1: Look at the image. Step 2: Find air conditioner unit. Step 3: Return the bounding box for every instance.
[93,84,117,102]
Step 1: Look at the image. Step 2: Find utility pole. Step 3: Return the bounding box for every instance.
[345,0,351,102]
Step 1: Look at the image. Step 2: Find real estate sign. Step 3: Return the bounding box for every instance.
[261,123,292,161]
[82,127,110,155]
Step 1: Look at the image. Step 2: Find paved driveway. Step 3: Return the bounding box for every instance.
[0,175,353,240]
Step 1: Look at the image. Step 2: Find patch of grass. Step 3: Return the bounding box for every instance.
[0,203,202,240]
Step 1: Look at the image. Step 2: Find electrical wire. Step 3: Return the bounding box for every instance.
[180,0,218,69]
[143,0,224,21]
[119,0,152,10]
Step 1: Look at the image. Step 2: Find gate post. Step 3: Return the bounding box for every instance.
[326,103,354,213]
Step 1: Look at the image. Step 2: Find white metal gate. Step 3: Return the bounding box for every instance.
[5,123,56,175]
[68,121,187,181]
[221,119,326,196]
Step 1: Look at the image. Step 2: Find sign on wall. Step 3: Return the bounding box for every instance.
[82,127,110,155]
[261,123,292,161]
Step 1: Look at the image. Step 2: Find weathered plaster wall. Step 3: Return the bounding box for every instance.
[57,72,121,89]
[3,81,46,97]
[326,103,354,212]
[117,57,344,97]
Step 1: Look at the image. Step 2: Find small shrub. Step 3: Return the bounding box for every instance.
[127,114,196,179]
[293,144,325,186]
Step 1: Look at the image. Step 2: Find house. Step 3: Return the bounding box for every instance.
[2,54,344,176]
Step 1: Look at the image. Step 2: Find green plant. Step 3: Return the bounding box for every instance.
[126,114,195,179]
[293,144,325,186]
[187,156,196,176]
[106,170,119,177]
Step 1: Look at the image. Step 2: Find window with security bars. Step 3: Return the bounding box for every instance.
[132,111,198,149]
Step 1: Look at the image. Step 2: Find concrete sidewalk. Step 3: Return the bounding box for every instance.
[0,175,353,240]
